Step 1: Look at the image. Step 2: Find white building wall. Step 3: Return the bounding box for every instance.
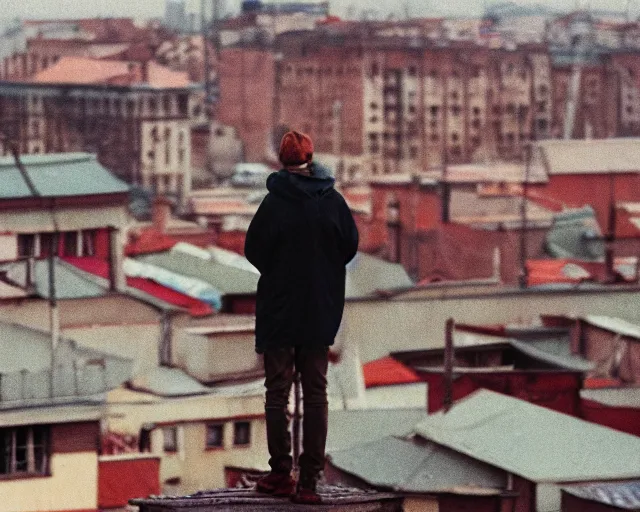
[0,451,98,512]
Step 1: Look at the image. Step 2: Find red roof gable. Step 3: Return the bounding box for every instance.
[64,257,213,317]
[363,356,421,388]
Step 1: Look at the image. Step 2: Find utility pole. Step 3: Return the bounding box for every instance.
[518,143,531,289]
[332,99,344,182]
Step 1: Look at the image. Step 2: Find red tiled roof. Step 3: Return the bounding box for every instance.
[363,356,421,388]
[32,56,191,88]
[64,257,214,317]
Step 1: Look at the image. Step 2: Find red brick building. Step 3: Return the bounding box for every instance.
[217,45,276,162]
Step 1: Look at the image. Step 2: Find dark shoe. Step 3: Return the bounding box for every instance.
[291,482,322,505]
[255,471,295,497]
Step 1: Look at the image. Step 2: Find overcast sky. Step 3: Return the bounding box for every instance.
[2,0,639,21]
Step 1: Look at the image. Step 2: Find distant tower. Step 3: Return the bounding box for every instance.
[165,0,187,32]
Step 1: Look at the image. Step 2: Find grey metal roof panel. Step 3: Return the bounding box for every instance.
[0,259,107,299]
[508,338,595,372]
[346,252,414,299]
[136,251,259,295]
[583,316,640,340]
[414,389,640,483]
[329,436,506,494]
[562,481,640,510]
[327,408,427,453]
[129,367,210,397]
[0,153,129,198]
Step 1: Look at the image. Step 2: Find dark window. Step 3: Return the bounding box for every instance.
[409,146,418,158]
[473,107,481,116]
[370,63,379,77]
[451,132,459,142]
[39,233,53,257]
[408,105,416,114]
[177,94,189,116]
[370,102,378,110]
[62,231,78,257]
[537,118,548,131]
[17,234,36,258]
[206,424,224,449]
[163,427,178,452]
[451,90,459,101]
[234,422,251,446]
[0,425,49,476]
[451,105,461,116]
[430,105,439,117]
[408,66,417,77]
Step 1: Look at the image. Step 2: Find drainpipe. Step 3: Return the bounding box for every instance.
[159,310,174,366]
[443,318,455,413]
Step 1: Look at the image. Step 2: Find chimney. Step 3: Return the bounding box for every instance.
[152,196,173,234]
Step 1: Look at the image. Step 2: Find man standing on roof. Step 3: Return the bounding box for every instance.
[244,131,359,504]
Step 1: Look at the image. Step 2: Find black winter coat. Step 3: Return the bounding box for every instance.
[244,164,359,354]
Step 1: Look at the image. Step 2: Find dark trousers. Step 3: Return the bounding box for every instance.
[263,345,329,483]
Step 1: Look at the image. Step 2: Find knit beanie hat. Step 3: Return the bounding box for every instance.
[279,131,314,166]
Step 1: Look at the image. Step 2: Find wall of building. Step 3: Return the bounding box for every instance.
[158,418,268,493]
[172,330,261,382]
[541,173,640,230]
[0,421,99,512]
[218,47,276,162]
[342,286,640,363]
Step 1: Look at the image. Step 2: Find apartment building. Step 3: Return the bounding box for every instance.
[273,25,552,179]
[0,58,198,203]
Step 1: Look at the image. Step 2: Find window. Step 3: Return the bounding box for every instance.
[81,230,96,257]
[0,425,49,476]
[17,234,35,258]
[206,424,224,449]
[163,426,178,452]
[430,105,440,117]
[408,65,417,77]
[62,231,78,257]
[233,421,251,446]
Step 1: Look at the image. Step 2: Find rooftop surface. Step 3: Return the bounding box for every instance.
[414,389,640,483]
[329,435,506,494]
[0,153,129,199]
[131,486,402,511]
[32,57,191,89]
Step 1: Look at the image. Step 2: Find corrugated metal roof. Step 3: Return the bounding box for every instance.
[327,408,427,453]
[0,259,107,299]
[329,436,506,494]
[562,481,640,510]
[583,316,640,340]
[413,389,640,483]
[533,138,640,175]
[545,206,604,260]
[0,153,129,199]
[346,252,413,298]
[580,387,640,408]
[136,251,259,295]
